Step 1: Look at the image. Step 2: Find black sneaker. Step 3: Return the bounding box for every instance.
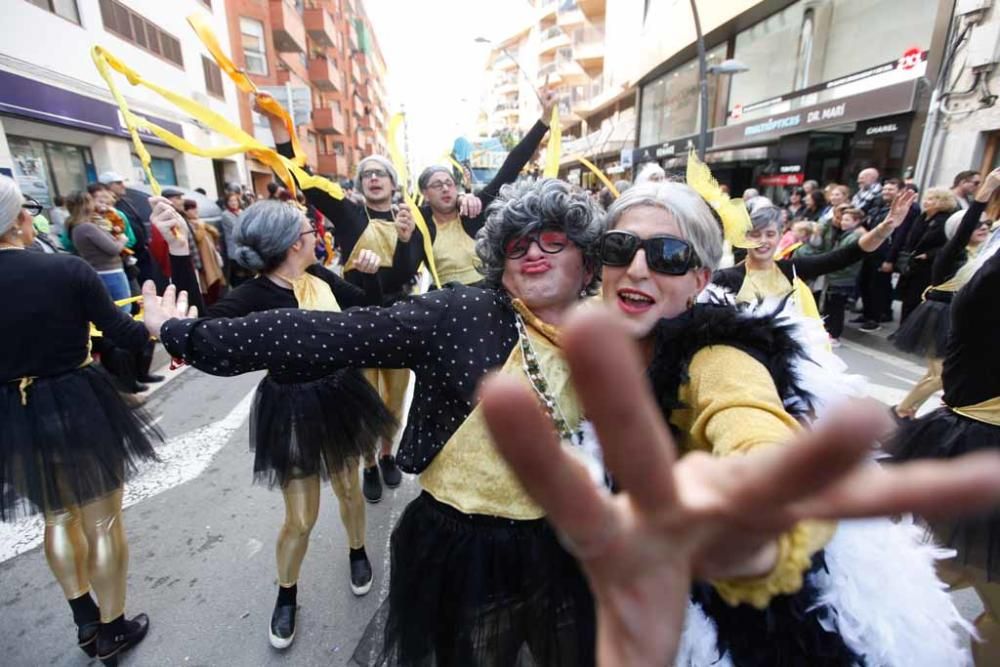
[849,315,866,324]
[78,622,99,657]
[859,321,881,332]
[96,613,149,666]
[379,454,402,488]
[362,465,382,503]
[269,602,296,649]
[350,554,374,596]
[138,373,165,383]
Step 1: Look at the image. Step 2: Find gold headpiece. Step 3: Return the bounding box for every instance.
[685,150,755,249]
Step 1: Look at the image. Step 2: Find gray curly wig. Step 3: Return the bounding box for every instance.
[474,178,606,295]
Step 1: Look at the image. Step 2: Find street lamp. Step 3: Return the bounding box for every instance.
[690,0,749,160]
[475,36,544,104]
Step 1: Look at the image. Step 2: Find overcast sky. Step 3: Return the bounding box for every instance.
[363,0,534,169]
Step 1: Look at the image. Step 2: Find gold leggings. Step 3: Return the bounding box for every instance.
[276,460,366,587]
[43,488,128,623]
[897,356,944,414]
[363,368,411,457]
[937,558,1000,665]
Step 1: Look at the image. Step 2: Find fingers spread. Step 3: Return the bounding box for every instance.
[794,451,1000,521]
[480,373,611,553]
[562,309,678,512]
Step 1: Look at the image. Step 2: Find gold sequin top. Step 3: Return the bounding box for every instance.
[432,216,482,286]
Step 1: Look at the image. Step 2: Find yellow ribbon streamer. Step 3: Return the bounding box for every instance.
[90,46,344,203]
[686,149,755,249]
[90,296,145,338]
[186,12,306,168]
[388,113,441,288]
[543,106,561,178]
[576,156,619,198]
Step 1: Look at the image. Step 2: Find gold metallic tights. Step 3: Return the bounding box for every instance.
[43,487,127,622]
[276,460,366,587]
[363,368,411,459]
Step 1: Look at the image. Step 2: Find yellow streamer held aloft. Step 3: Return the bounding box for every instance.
[90,296,144,337]
[388,113,441,288]
[186,12,305,168]
[576,156,619,198]
[90,45,343,203]
[686,150,754,249]
[543,106,561,178]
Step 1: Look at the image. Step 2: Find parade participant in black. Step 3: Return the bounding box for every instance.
[413,89,556,287]
[254,95,417,501]
[890,195,1000,665]
[149,196,394,649]
[895,187,958,323]
[476,176,1000,667]
[891,169,999,422]
[0,176,175,666]
[141,177,1000,667]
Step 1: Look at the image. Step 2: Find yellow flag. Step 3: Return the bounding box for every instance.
[543,106,561,178]
[577,156,619,198]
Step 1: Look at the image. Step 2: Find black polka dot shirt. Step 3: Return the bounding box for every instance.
[161,285,518,473]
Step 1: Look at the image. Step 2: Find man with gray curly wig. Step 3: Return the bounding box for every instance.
[145,178,607,665]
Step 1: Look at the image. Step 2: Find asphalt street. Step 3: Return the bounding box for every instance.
[0,327,982,666]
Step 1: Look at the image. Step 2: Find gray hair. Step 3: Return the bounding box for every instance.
[0,176,24,237]
[635,162,665,184]
[233,200,303,273]
[750,204,783,231]
[605,181,723,271]
[417,165,452,191]
[356,155,398,191]
[475,178,605,294]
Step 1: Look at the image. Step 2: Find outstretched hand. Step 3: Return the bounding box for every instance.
[141,281,198,340]
[885,188,917,230]
[148,196,189,255]
[479,309,1000,667]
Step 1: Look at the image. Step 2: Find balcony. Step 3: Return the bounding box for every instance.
[539,26,571,55]
[557,4,586,28]
[313,107,345,134]
[308,57,344,92]
[577,0,605,21]
[572,26,604,70]
[558,58,589,86]
[351,59,362,83]
[494,53,517,70]
[316,152,345,177]
[270,0,307,53]
[304,7,336,48]
[537,61,562,86]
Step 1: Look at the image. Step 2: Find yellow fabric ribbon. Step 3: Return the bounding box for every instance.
[90,46,343,203]
[89,296,145,338]
[186,12,306,168]
[577,156,619,198]
[543,107,561,178]
[686,150,754,249]
[387,113,441,288]
[275,272,341,312]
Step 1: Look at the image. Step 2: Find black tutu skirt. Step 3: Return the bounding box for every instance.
[250,369,396,487]
[352,491,596,667]
[0,364,160,521]
[891,299,951,358]
[889,407,1000,579]
[692,552,862,666]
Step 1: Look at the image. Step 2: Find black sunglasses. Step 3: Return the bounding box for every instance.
[22,197,43,217]
[600,230,701,275]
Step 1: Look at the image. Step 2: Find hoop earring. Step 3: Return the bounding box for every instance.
[686,296,695,310]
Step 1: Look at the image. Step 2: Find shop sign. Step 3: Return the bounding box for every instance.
[758,173,804,187]
[779,164,802,173]
[632,132,708,166]
[620,148,633,169]
[0,70,183,145]
[714,80,918,149]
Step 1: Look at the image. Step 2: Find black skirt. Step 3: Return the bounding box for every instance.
[889,407,1000,580]
[352,491,596,667]
[0,364,160,521]
[891,299,951,358]
[250,368,396,487]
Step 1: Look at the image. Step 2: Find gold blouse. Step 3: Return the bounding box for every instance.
[736,263,794,303]
[432,216,481,286]
[419,314,581,519]
[344,218,397,273]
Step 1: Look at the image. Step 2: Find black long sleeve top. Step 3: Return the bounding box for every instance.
[943,246,1000,408]
[274,142,420,301]
[712,241,867,293]
[886,204,921,265]
[160,286,518,473]
[417,120,550,243]
[931,200,986,286]
[0,250,148,382]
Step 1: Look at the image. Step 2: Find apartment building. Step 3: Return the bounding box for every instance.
[224,0,389,194]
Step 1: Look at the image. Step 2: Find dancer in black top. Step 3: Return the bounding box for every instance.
[150,197,394,650]
[0,176,180,665]
[413,89,555,287]
[892,170,999,421]
[895,187,959,323]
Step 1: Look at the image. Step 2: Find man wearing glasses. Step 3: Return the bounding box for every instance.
[952,170,983,210]
[413,89,556,287]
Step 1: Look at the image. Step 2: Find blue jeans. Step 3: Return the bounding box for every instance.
[98,269,131,313]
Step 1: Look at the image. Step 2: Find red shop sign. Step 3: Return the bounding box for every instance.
[758,173,805,187]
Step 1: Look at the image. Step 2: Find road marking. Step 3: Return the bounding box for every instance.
[839,339,927,376]
[0,389,255,563]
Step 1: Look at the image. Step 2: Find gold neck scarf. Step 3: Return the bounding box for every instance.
[511,298,561,347]
[274,271,341,312]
